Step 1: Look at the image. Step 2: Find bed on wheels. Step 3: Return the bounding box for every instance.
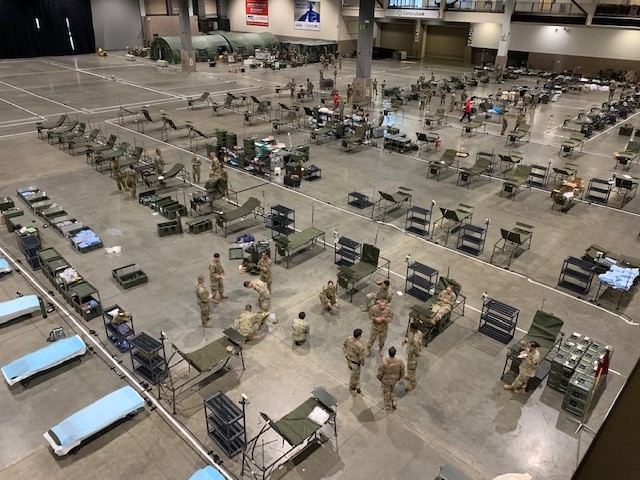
[500,310,565,392]
[241,387,338,480]
[0,295,47,325]
[161,328,245,414]
[2,335,87,387]
[43,385,145,456]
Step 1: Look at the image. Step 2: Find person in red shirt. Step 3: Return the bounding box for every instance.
[460,97,473,122]
[333,92,340,108]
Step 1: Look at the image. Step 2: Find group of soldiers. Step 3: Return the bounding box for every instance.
[111,147,168,198]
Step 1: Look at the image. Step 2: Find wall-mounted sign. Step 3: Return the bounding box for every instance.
[294,1,321,31]
[246,0,269,27]
[384,9,438,19]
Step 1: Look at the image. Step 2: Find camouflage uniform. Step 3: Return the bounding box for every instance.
[365,285,393,309]
[192,156,201,183]
[342,336,365,391]
[292,318,309,345]
[112,160,125,191]
[319,284,337,310]
[155,153,167,187]
[209,260,225,300]
[252,280,271,312]
[429,289,457,326]
[512,347,541,390]
[195,282,211,324]
[377,357,405,409]
[501,114,508,135]
[405,330,423,387]
[234,310,268,339]
[366,304,393,355]
[124,166,137,197]
[258,256,272,292]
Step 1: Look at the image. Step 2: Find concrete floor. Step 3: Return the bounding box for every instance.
[0,54,638,480]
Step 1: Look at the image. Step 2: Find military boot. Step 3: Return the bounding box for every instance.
[405,384,415,392]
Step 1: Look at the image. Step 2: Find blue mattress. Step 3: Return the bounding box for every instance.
[46,385,144,455]
[71,229,101,248]
[188,466,226,480]
[0,258,11,273]
[0,295,41,324]
[2,335,86,386]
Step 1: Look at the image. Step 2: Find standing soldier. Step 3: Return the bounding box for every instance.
[154,148,167,187]
[342,328,365,394]
[243,279,271,314]
[515,109,525,131]
[426,87,433,106]
[449,91,456,112]
[346,84,353,103]
[124,164,137,198]
[372,78,378,98]
[195,275,213,328]
[191,154,201,183]
[292,312,309,345]
[209,253,228,304]
[338,53,342,70]
[501,112,509,136]
[333,67,338,88]
[210,150,222,173]
[460,89,468,105]
[377,347,405,410]
[419,91,427,112]
[402,322,423,391]
[319,280,339,311]
[257,250,272,292]
[365,299,393,357]
[440,86,447,105]
[234,304,269,341]
[112,157,125,192]
[363,279,392,312]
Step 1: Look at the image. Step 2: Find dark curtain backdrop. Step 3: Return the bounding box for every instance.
[0,0,95,59]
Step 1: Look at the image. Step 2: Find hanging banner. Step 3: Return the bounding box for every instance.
[246,0,269,27]
[294,1,321,31]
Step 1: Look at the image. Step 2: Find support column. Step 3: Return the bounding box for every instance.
[438,0,446,19]
[495,0,515,71]
[178,0,196,72]
[353,0,375,104]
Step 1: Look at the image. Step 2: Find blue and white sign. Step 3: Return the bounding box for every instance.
[294,1,321,31]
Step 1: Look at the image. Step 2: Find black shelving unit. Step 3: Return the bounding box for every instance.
[347,191,373,209]
[558,256,596,295]
[405,261,438,301]
[334,236,361,267]
[270,204,295,238]
[584,178,611,205]
[129,332,167,385]
[478,298,520,344]
[405,205,432,237]
[528,164,549,188]
[205,391,246,458]
[16,227,41,270]
[69,281,102,321]
[457,223,487,256]
[103,304,135,352]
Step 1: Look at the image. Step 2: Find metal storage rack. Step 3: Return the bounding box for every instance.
[129,332,167,385]
[103,304,136,352]
[270,204,295,238]
[204,391,247,458]
[557,256,596,295]
[584,178,611,204]
[16,227,41,270]
[405,261,438,301]
[478,298,519,344]
[334,236,361,267]
[456,223,487,256]
[405,205,432,237]
[69,281,102,321]
[528,163,549,188]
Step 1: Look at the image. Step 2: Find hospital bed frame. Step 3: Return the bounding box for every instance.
[433,203,474,244]
[490,222,535,269]
[241,387,338,480]
[274,227,326,268]
[337,243,391,301]
[161,328,245,414]
[372,187,413,221]
[0,295,48,325]
[143,163,189,188]
[215,197,262,237]
[428,149,462,181]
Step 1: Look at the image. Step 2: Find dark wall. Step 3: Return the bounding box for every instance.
[0,0,95,59]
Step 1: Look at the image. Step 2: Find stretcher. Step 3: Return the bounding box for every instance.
[161,117,194,141]
[242,387,338,480]
[506,124,531,146]
[415,131,439,154]
[502,165,532,199]
[2,335,86,386]
[187,91,210,109]
[462,118,486,136]
[0,295,47,325]
[44,385,144,456]
[0,258,11,274]
[424,108,446,128]
[94,142,130,171]
[67,128,100,155]
[215,197,262,237]
[490,222,535,269]
[372,187,412,221]
[188,466,226,480]
[457,157,492,188]
[428,149,461,181]
[614,140,640,170]
[36,114,67,137]
[162,328,245,413]
[337,243,390,301]
[274,227,325,268]
[341,125,367,152]
[144,163,188,188]
[559,133,585,158]
[433,203,474,244]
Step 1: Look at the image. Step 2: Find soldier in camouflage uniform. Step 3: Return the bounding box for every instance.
[342,328,365,393]
[244,279,271,313]
[362,279,392,311]
[257,250,272,292]
[319,280,338,311]
[154,148,167,187]
[234,304,269,341]
[209,253,228,303]
[191,154,201,183]
[428,285,457,326]
[195,275,213,328]
[366,300,393,357]
[402,322,423,391]
[111,157,125,192]
[124,165,137,197]
[292,312,309,345]
[377,347,405,410]
[504,341,541,394]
